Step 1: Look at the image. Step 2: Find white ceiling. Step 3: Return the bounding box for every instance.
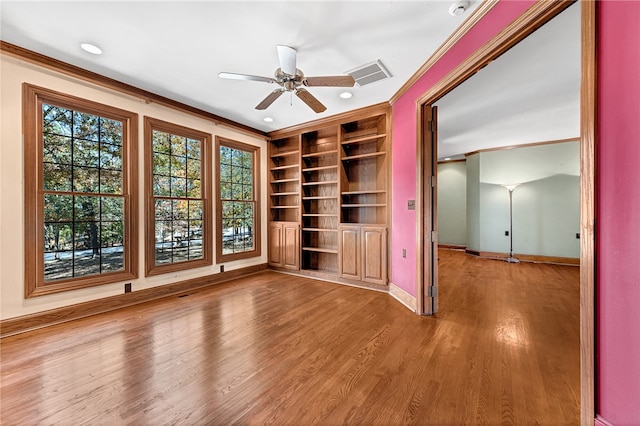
[435,2,580,159]
[0,0,480,133]
[1,1,579,156]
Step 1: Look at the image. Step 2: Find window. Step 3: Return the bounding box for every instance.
[23,84,138,297]
[144,118,212,276]
[216,137,261,262]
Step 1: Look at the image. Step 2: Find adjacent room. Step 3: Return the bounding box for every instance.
[1,1,638,425]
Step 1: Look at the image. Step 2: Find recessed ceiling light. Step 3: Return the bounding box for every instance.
[80,42,102,55]
[339,92,353,99]
[263,117,274,123]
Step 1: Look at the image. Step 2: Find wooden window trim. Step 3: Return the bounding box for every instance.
[144,117,213,276]
[215,136,261,263]
[23,83,139,298]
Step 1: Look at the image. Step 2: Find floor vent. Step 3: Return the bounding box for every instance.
[346,60,391,87]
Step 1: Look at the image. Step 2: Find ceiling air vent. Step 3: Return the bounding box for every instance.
[346,60,391,87]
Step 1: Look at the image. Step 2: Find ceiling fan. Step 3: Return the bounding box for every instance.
[218,45,355,113]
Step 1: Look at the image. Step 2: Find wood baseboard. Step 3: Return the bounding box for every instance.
[465,250,579,266]
[594,416,614,426]
[389,282,417,312]
[0,263,268,338]
[438,244,466,250]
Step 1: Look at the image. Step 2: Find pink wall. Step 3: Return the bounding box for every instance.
[596,0,640,424]
[391,0,535,296]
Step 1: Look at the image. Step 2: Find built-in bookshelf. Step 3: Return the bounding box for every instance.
[269,135,300,222]
[340,113,388,225]
[301,127,339,273]
[267,105,389,288]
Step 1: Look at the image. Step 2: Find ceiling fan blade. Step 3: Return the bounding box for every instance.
[277,45,297,76]
[218,72,276,84]
[255,89,284,110]
[296,88,326,113]
[303,76,355,87]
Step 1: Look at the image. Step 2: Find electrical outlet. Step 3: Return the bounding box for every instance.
[124,283,131,293]
[407,200,415,210]
[576,233,580,239]
[505,231,509,236]
[220,265,224,273]
[402,248,406,258]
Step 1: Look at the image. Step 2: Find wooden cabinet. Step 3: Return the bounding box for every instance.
[268,222,300,270]
[338,225,361,280]
[267,105,389,289]
[339,225,387,285]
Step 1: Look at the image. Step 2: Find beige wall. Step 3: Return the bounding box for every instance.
[0,54,268,320]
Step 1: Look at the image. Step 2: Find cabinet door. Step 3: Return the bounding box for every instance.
[339,226,360,280]
[362,226,387,285]
[282,222,300,270]
[268,223,284,267]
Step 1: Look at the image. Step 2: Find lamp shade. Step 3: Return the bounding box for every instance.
[502,183,521,192]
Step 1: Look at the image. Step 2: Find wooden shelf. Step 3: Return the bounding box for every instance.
[303,228,338,232]
[341,133,386,146]
[271,206,299,209]
[302,181,338,186]
[271,178,299,184]
[303,214,338,217]
[342,204,386,208]
[271,192,299,196]
[341,152,385,161]
[302,247,338,254]
[302,165,338,172]
[270,164,299,171]
[270,150,299,159]
[302,149,338,158]
[302,196,337,200]
[342,190,386,195]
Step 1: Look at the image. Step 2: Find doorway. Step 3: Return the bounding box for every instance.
[415,1,596,423]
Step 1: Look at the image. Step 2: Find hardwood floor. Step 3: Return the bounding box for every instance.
[0,249,580,425]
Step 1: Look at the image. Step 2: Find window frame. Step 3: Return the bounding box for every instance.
[215,137,261,263]
[23,83,139,298]
[144,117,213,276]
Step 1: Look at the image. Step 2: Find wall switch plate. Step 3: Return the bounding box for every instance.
[576,233,580,239]
[408,200,415,210]
[505,231,509,236]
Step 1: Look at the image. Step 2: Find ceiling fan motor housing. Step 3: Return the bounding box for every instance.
[275,67,304,92]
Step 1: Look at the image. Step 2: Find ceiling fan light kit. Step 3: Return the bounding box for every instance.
[219,45,355,113]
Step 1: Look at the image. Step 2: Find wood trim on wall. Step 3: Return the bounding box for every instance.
[464,249,580,266]
[389,282,417,312]
[268,102,391,139]
[0,263,268,338]
[390,0,500,104]
[580,0,597,423]
[464,137,580,157]
[1,41,267,139]
[438,244,466,250]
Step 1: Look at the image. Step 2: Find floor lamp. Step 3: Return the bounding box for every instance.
[502,184,520,263]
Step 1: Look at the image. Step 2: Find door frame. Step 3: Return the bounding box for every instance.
[414,1,595,423]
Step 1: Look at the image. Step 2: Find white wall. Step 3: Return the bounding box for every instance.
[460,142,580,258]
[465,154,481,252]
[0,54,268,320]
[437,161,466,246]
